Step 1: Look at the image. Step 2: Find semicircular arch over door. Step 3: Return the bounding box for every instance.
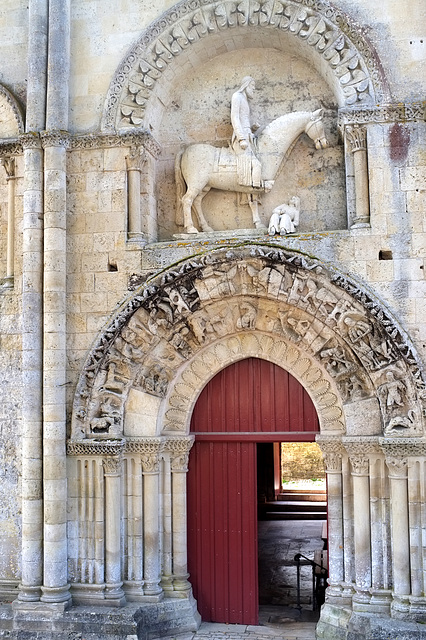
[187,357,319,624]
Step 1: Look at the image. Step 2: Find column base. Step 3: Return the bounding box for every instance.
[16,584,42,602]
[105,582,126,607]
[351,220,370,229]
[40,584,71,606]
[1,275,14,289]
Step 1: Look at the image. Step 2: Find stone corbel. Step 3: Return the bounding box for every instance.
[346,124,370,228]
[0,156,16,288]
[125,146,147,244]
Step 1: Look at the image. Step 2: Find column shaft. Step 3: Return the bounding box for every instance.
[41,140,70,605]
[142,466,162,598]
[104,458,125,604]
[351,457,371,603]
[18,140,44,602]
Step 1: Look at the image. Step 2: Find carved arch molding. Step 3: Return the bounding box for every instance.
[71,244,425,443]
[0,84,24,138]
[103,0,389,130]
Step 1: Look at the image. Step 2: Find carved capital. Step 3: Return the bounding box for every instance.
[20,132,42,150]
[346,125,367,152]
[141,452,160,474]
[316,436,344,472]
[350,456,369,476]
[126,146,146,171]
[0,156,15,179]
[385,457,408,479]
[103,456,122,475]
[40,130,71,149]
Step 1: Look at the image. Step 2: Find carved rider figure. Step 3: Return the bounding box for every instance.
[231,76,262,188]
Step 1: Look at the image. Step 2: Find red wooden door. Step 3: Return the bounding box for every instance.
[187,358,319,624]
[187,441,258,624]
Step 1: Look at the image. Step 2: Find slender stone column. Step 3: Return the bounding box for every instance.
[386,457,410,611]
[141,444,163,599]
[38,0,71,608]
[161,453,173,595]
[369,457,392,613]
[126,146,145,241]
[26,0,48,131]
[0,157,16,287]
[321,445,344,598]
[170,438,193,593]
[103,456,125,605]
[17,134,44,603]
[346,125,370,227]
[40,132,70,606]
[350,455,371,606]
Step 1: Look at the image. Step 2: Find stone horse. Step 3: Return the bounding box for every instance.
[175,109,328,234]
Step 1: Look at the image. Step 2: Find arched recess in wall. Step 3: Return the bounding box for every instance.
[0,84,24,139]
[101,0,390,237]
[70,244,425,445]
[103,0,389,134]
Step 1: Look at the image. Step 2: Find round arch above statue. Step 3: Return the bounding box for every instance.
[70,244,425,445]
[102,0,389,133]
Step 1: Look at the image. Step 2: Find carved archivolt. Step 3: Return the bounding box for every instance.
[102,0,388,131]
[0,85,24,138]
[70,245,425,443]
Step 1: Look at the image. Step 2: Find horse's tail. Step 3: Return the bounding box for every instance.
[174,148,186,227]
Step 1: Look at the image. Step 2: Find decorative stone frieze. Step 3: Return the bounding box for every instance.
[1,130,161,156]
[103,0,388,131]
[40,129,71,148]
[379,437,426,458]
[338,101,426,129]
[70,130,161,157]
[19,132,42,150]
[67,439,126,457]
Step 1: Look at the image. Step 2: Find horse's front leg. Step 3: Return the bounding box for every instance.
[248,195,266,230]
[181,188,200,234]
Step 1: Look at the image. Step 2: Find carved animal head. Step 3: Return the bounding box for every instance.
[306,109,328,149]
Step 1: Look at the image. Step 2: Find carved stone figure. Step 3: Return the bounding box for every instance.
[230,76,261,188]
[268,196,300,235]
[175,107,327,233]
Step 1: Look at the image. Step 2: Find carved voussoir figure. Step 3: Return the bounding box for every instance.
[175,77,328,234]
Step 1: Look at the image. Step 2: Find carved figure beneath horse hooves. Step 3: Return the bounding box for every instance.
[175,109,328,234]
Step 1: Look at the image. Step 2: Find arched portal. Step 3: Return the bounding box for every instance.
[67,245,426,634]
[187,357,320,624]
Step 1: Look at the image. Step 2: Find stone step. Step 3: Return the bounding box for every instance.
[265,500,327,512]
[262,511,327,520]
[278,491,326,502]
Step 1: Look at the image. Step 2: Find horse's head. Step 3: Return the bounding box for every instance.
[305,109,328,149]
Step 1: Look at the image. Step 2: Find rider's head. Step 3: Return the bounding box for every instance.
[239,76,255,99]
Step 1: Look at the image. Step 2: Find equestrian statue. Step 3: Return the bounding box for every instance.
[175,77,328,234]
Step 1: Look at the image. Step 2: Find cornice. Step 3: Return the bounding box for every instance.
[338,101,426,128]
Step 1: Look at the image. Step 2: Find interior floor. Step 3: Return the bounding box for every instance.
[258,519,326,623]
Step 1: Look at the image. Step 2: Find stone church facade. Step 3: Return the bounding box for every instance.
[0,0,425,638]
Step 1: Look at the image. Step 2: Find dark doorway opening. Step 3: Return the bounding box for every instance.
[257,441,327,624]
